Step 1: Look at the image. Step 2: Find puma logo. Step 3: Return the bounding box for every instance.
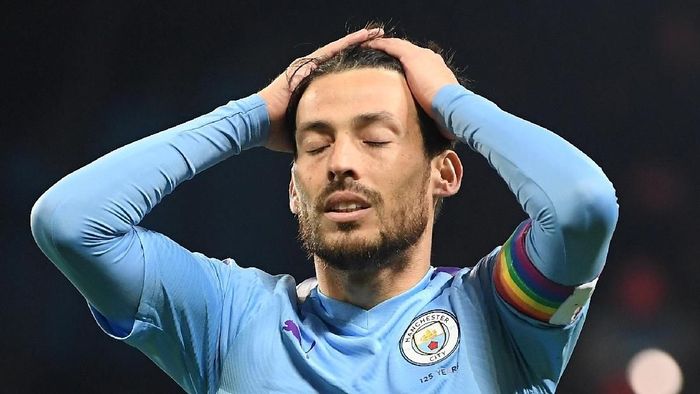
[283,320,316,356]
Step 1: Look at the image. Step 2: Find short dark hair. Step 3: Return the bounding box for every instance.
[285,41,462,158]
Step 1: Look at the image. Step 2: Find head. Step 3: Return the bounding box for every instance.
[287,44,463,272]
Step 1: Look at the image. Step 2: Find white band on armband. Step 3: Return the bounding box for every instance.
[548,278,598,325]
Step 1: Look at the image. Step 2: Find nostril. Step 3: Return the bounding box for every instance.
[328,169,358,183]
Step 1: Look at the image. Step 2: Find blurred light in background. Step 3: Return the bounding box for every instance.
[618,257,666,320]
[627,348,683,394]
[630,163,688,215]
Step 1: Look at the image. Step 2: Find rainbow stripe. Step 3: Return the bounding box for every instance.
[493,220,575,322]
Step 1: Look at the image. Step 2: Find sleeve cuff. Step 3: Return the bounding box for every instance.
[430,84,473,139]
[225,93,271,150]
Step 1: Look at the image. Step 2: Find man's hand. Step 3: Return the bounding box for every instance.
[260,28,383,152]
[363,38,459,136]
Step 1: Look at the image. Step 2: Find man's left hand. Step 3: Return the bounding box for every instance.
[363,38,459,133]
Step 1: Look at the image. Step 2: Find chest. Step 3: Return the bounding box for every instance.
[216,295,504,393]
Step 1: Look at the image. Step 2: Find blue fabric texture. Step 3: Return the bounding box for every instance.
[31,85,618,393]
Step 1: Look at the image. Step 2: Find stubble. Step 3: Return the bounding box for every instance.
[295,168,430,272]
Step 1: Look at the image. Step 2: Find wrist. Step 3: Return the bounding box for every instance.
[257,87,294,152]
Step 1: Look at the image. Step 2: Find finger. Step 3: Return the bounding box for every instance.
[312,28,384,58]
[315,29,375,56]
[331,27,383,49]
[362,37,420,58]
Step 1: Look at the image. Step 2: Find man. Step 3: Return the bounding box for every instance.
[31,27,618,393]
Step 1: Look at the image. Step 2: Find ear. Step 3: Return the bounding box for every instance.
[431,150,463,198]
[289,165,300,214]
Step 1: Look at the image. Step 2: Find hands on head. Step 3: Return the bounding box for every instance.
[259,28,459,152]
[362,38,459,123]
[259,28,383,151]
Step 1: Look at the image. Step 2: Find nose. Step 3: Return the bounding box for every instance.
[326,137,359,183]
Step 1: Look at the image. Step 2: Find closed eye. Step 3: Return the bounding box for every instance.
[364,141,390,147]
[306,145,329,155]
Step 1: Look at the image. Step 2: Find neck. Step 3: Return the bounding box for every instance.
[313,229,433,310]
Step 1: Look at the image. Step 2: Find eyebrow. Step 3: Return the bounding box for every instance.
[297,111,400,134]
[351,111,399,130]
[297,120,333,134]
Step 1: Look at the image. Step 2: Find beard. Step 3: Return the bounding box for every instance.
[295,169,430,272]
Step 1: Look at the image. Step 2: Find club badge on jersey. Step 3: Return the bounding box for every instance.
[400,310,460,366]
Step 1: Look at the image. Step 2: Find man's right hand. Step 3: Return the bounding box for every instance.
[259,28,383,152]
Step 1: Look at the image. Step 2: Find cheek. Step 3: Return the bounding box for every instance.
[295,185,313,209]
[293,173,320,209]
[381,167,429,211]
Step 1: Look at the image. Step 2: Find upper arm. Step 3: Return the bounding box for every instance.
[492,220,598,326]
[32,195,266,393]
[30,192,145,331]
[89,227,270,393]
[468,223,596,389]
[91,228,230,392]
[430,84,619,285]
[526,176,619,285]
[32,194,232,392]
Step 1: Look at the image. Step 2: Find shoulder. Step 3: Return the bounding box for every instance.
[216,258,299,295]
[434,248,500,286]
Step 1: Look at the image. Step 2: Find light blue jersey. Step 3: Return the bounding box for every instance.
[31,85,618,393]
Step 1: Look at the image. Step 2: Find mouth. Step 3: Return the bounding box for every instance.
[323,192,372,222]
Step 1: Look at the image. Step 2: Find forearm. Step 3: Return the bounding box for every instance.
[433,85,618,285]
[30,94,270,323]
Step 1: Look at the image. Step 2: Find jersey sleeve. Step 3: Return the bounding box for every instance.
[467,245,589,392]
[492,220,597,325]
[462,222,596,390]
[432,85,618,388]
[432,84,618,287]
[30,94,271,392]
[89,228,277,393]
[89,228,247,392]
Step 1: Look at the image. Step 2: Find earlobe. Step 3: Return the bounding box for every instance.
[433,150,463,198]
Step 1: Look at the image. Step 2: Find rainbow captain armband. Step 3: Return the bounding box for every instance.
[493,220,598,325]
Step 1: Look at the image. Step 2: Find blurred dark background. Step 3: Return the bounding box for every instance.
[4,1,698,392]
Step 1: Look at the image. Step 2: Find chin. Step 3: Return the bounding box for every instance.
[323,226,380,247]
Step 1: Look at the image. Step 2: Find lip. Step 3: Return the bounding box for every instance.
[322,191,372,223]
[323,207,372,223]
[323,191,371,211]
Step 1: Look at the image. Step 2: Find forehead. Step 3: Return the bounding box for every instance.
[296,68,418,128]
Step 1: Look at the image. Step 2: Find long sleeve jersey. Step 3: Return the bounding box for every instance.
[31,84,618,393]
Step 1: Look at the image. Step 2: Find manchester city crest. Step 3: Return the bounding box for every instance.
[400,310,460,366]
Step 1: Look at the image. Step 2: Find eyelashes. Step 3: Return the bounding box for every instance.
[305,141,391,155]
[306,146,329,155]
[363,141,390,147]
